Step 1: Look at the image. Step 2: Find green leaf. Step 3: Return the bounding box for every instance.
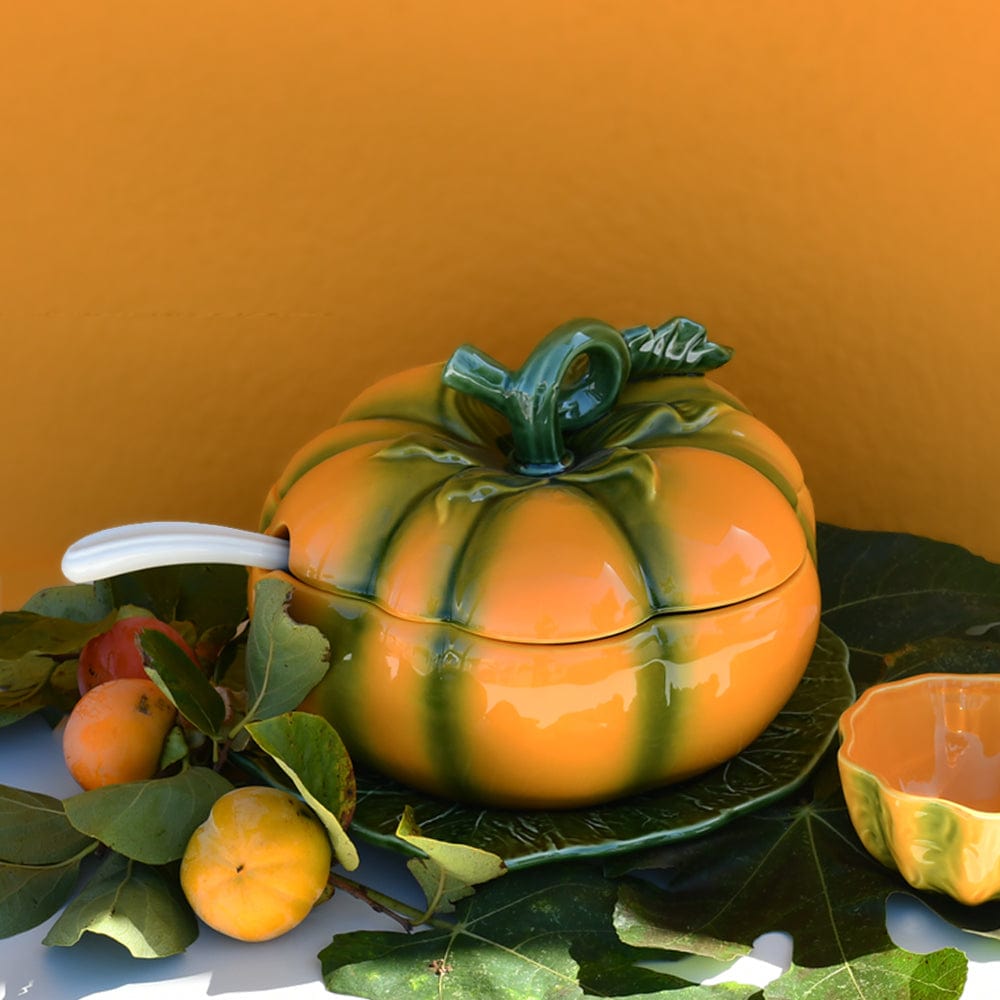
[158,726,190,770]
[320,863,759,1000]
[196,621,244,674]
[0,856,84,939]
[108,563,249,634]
[246,712,358,871]
[43,851,197,957]
[817,523,1000,694]
[0,657,79,727]
[0,653,58,692]
[610,764,904,965]
[213,628,247,686]
[141,629,226,737]
[0,786,98,939]
[63,767,233,864]
[0,610,116,659]
[396,805,506,916]
[765,948,967,1000]
[243,578,330,723]
[0,786,94,865]
[610,755,970,996]
[21,581,114,622]
[621,317,733,377]
[614,881,749,964]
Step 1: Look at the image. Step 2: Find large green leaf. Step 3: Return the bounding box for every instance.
[611,758,969,998]
[63,767,232,864]
[43,851,197,957]
[243,578,330,723]
[767,949,967,1000]
[21,581,114,623]
[0,786,94,865]
[107,563,249,633]
[0,655,79,727]
[320,863,759,1000]
[611,761,902,967]
[0,784,97,940]
[0,610,115,659]
[0,857,85,939]
[817,523,1000,694]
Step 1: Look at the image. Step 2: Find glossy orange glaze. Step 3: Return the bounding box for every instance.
[415,486,649,642]
[257,338,820,806]
[839,674,1000,905]
[645,446,804,609]
[267,434,808,643]
[264,557,820,809]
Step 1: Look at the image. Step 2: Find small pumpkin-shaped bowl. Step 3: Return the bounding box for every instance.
[252,318,820,809]
[838,673,1000,905]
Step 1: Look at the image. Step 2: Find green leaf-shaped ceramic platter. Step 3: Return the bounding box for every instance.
[348,623,852,869]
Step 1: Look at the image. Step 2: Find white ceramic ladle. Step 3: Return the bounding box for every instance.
[61,522,290,584]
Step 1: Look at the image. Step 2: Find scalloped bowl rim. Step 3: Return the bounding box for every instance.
[838,671,1000,819]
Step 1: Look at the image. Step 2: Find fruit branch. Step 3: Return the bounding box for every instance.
[328,872,453,934]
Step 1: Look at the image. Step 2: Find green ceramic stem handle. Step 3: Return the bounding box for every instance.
[442,319,631,476]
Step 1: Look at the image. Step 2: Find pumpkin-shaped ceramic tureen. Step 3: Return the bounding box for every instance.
[250,317,821,808]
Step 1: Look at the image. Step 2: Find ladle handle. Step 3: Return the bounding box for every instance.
[61,522,290,583]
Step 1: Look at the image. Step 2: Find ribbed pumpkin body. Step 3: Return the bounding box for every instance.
[253,339,821,808]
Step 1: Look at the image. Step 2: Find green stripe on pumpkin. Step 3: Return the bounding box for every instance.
[630,621,688,788]
[360,469,460,598]
[560,476,664,611]
[439,483,530,629]
[330,451,460,599]
[290,589,371,755]
[421,628,475,800]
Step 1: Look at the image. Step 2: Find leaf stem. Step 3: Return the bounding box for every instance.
[414,867,448,926]
[328,872,451,933]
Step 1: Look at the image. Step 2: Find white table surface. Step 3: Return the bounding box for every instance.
[2,714,1000,1000]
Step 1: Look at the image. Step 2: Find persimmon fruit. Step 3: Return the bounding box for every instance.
[77,615,199,694]
[63,677,176,790]
[180,786,332,942]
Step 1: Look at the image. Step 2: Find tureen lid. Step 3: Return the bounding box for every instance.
[262,318,813,644]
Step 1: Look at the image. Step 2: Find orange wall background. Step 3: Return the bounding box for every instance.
[2,2,998,609]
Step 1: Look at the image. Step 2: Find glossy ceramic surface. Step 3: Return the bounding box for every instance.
[838,673,1000,905]
[254,317,821,807]
[269,558,819,808]
[339,625,852,866]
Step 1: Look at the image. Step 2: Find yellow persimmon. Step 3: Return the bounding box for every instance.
[180,786,332,942]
